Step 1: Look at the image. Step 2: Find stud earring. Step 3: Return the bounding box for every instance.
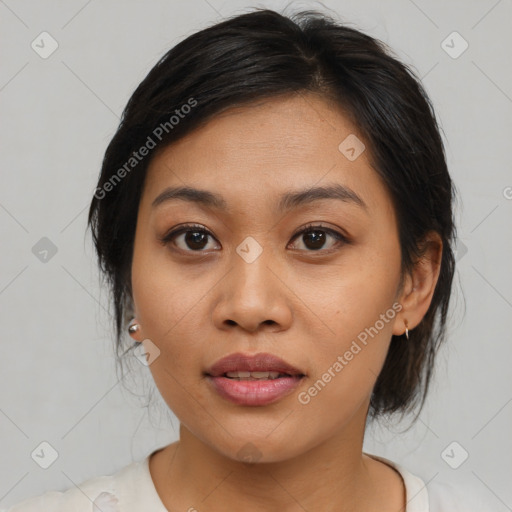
[128,320,140,335]
[404,319,409,340]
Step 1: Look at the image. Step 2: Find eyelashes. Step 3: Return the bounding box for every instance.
[289,223,349,251]
[159,223,219,252]
[159,222,350,254]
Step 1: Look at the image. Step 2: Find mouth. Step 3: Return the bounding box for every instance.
[205,351,306,378]
[204,352,306,406]
[220,370,303,380]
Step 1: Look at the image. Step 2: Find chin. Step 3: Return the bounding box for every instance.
[206,431,311,465]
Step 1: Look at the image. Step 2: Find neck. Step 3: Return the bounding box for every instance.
[148,406,402,512]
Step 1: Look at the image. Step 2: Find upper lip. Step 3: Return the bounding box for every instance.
[205,352,305,377]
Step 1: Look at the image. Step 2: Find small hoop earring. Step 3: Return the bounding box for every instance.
[404,319,409,340]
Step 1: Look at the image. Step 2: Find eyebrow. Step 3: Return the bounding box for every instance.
[151,183,368,213]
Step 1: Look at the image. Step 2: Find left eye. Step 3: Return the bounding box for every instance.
[288,224,347,252]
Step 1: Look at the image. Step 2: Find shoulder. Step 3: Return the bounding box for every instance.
[2,475,121,511]
[364,452,497,512]
[1,458,149,512]
[427,479,497,512]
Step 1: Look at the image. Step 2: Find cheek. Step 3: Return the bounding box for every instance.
[297,245,401,401]
[130,237,227,389]
[298,248,400,342]
[132,236,205,335]
[295,307,396,435]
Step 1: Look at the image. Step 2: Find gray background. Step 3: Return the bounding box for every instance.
[1,0,511,509]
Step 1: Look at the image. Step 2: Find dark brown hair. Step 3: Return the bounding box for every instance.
[87,8,457,423]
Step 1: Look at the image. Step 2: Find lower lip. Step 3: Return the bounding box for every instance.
[206,375,304,406]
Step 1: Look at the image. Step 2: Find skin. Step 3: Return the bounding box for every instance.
[128,92,442,512]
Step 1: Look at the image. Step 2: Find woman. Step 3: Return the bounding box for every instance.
[3,8,495,512]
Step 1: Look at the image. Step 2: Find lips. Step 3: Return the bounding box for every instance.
[205,352,305,378]
[204,352,306,406]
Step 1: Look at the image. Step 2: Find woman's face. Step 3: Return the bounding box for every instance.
[131,93,407,462]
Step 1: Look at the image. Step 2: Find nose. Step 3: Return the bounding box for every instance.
[211,242,293,334]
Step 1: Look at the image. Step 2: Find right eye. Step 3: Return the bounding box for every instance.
[159,224,221,252]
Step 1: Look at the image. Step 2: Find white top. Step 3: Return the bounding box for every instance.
[1,451,496,511]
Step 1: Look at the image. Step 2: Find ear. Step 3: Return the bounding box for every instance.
[392,231,443,336]
[126,295,144,342]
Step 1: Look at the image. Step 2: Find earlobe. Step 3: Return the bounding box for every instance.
[392,316,411,339]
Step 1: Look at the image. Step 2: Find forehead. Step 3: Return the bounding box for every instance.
[142,93,390,218]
